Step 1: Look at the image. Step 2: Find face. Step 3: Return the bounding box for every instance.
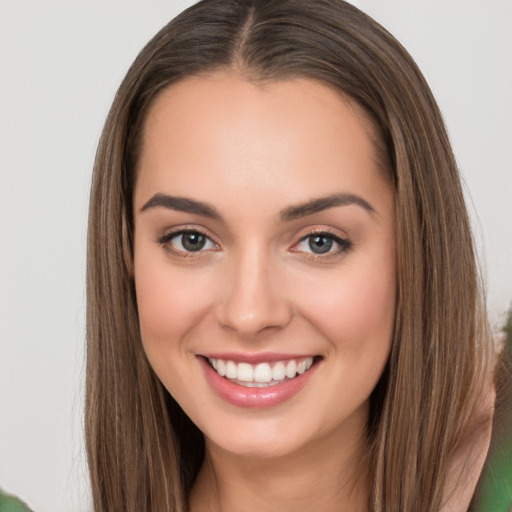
[133,73,396,459]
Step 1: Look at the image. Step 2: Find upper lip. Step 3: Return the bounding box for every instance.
[199,352,318,364]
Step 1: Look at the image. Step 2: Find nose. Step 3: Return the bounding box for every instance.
[215,246,293,338]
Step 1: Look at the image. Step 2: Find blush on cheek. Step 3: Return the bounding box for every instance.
[135,261,217,350]
[302,265,395,353]
[136,275,173,338]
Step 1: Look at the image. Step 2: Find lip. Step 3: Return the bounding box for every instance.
[200,351,316,364]
[198,355,320,409]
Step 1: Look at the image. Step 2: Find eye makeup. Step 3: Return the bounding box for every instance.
[156,228,219,259]
[294,230,352,256]
[156,226,353,263]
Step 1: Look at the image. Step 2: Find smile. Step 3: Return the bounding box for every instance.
[207,357,315,387]
[199,354,321,408]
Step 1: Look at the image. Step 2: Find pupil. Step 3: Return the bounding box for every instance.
[182,233,206,251]
[309,235,333,254]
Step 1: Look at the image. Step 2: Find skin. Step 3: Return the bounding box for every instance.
[133,72,396,512]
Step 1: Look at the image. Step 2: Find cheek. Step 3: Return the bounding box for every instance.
[134,256,220,404]
[297,252,396,354]
[135,266,178,344]
[134,253,214,355]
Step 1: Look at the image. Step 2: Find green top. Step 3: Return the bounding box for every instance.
[471,414,512,512]
[477,447,512,512]
[0,490,32,512]
[470,315,512,512]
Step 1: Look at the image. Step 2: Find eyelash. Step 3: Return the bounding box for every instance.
[156,228,352,260]
[292,230,353,259]
[156,229,218,258]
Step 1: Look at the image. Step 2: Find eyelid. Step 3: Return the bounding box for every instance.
[155,225,351,260]
[290,228,353,258]
[156,223,217,243]
[156,226,220,257]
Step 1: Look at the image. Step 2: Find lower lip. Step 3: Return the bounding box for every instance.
[198,357,319,409]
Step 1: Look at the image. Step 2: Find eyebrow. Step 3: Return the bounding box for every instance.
[140,192,375,221]
[279,193,375,221]
[140,193,221,219]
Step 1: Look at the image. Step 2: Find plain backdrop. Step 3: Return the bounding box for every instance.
[1,1,511,511]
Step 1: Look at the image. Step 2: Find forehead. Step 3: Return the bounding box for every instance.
[135,72,390,212]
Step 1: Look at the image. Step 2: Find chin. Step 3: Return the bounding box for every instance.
[204,424,310,460]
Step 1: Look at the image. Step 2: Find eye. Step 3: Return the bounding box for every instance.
[158,229,217,254]
[293,232,352,256]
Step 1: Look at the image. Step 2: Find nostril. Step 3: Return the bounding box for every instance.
[216,301,293,337]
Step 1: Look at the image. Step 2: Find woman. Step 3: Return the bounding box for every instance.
[85,1,496,510]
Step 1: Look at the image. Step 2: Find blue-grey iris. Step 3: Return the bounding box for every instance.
[309,235,333,254]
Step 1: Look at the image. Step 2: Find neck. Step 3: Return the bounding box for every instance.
[188,422,370,512]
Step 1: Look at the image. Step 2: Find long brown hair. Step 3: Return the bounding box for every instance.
[86,1,493,510]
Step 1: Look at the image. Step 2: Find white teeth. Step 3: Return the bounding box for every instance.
[272,362,286,381]
[285,360,297,378]
[237,362,254,382]
[254,363,272,383]
[225,360,237,379]
[216,359,226,377]
[207,356,315,385]
[240,381,281,388]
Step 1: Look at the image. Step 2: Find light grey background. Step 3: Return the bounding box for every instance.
[1,2,511,511]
